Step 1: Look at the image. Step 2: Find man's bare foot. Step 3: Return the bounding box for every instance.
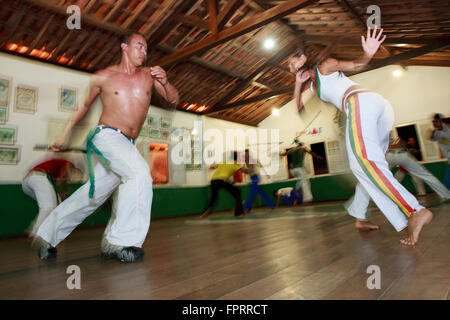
[400,208,433,246]
[355,219,380,231]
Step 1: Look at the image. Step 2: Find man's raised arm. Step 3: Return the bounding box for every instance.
[151,66,179,105]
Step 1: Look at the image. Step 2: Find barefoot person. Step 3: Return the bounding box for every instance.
[288,27,432,245]
[34,32,179,261]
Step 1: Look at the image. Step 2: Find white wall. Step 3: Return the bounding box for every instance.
[0,53,276,186]
[202,116,287,184]
[135,106,205,186]
[0,52,100,182]
[0,53,201,185]
[350,65,450,124]
[2,52,448,184]
[202,117,254,183]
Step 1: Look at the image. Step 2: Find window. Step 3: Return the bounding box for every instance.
[395,124,423,161]
[310,142,329,175]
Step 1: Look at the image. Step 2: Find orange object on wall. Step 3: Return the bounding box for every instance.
[149,143,168,184]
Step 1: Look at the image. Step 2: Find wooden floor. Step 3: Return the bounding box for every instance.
[0,194,449,300]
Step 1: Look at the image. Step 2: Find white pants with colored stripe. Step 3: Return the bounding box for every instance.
[344,92,424,232]
[289,167,313,202]
[36,128,153,247]
[388,151,450,199]
[22,173,58,237]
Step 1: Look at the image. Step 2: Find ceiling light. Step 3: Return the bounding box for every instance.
[272,109,279,116]
[393,69,402,77]
[263,38,275,50]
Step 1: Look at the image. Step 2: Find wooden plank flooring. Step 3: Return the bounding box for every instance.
[0,194,448,300]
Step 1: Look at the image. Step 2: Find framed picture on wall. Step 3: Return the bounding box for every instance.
[14,85,38,114]
[149,128,161,139]
[0,145,21,165]
[58,87,77,112]
[0,125,17,145]
[148,114,161,129]
[0,107,7,124]
[160,130,170,140]
[160,118,172,130]
[0,75,12,108]
[139,125,148,137]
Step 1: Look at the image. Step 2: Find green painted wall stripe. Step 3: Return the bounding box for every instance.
[0,161,447,237]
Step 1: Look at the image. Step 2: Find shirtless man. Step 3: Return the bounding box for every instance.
[34,32,179,262]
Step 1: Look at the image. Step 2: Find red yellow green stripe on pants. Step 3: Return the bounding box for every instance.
[344,91,424,232]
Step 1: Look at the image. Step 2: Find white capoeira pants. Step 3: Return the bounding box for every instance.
[36,127,153,248]
[343,92,424,232]
[22,173,58,237]
[289,167,313,202]
[387,151,450,200]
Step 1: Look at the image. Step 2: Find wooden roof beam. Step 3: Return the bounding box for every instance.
[210,44,295,109]
[1,10,26,48]
[70,31,102,65]
[175,14,209,30]
[121,0,152,29]
[208,40,450,120]
[217,0,244,31]
[146,0,199,46]
[25,14,55,55]
[303,35,450,46]
[154,0,318,66]
[206,0,219,34]
[206,86,294,115]
[104,0,126,22]
[139,0,178,36]
[250,0,305,45]
[349,39,450,75]
[208,115,257,127]
[155,44,242,77]
[337,0,392,57]
[21,0,130,35]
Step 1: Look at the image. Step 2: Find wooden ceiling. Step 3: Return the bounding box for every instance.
[1,0,450,126]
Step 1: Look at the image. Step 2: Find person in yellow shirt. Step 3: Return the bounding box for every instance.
[200,152,249,218]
